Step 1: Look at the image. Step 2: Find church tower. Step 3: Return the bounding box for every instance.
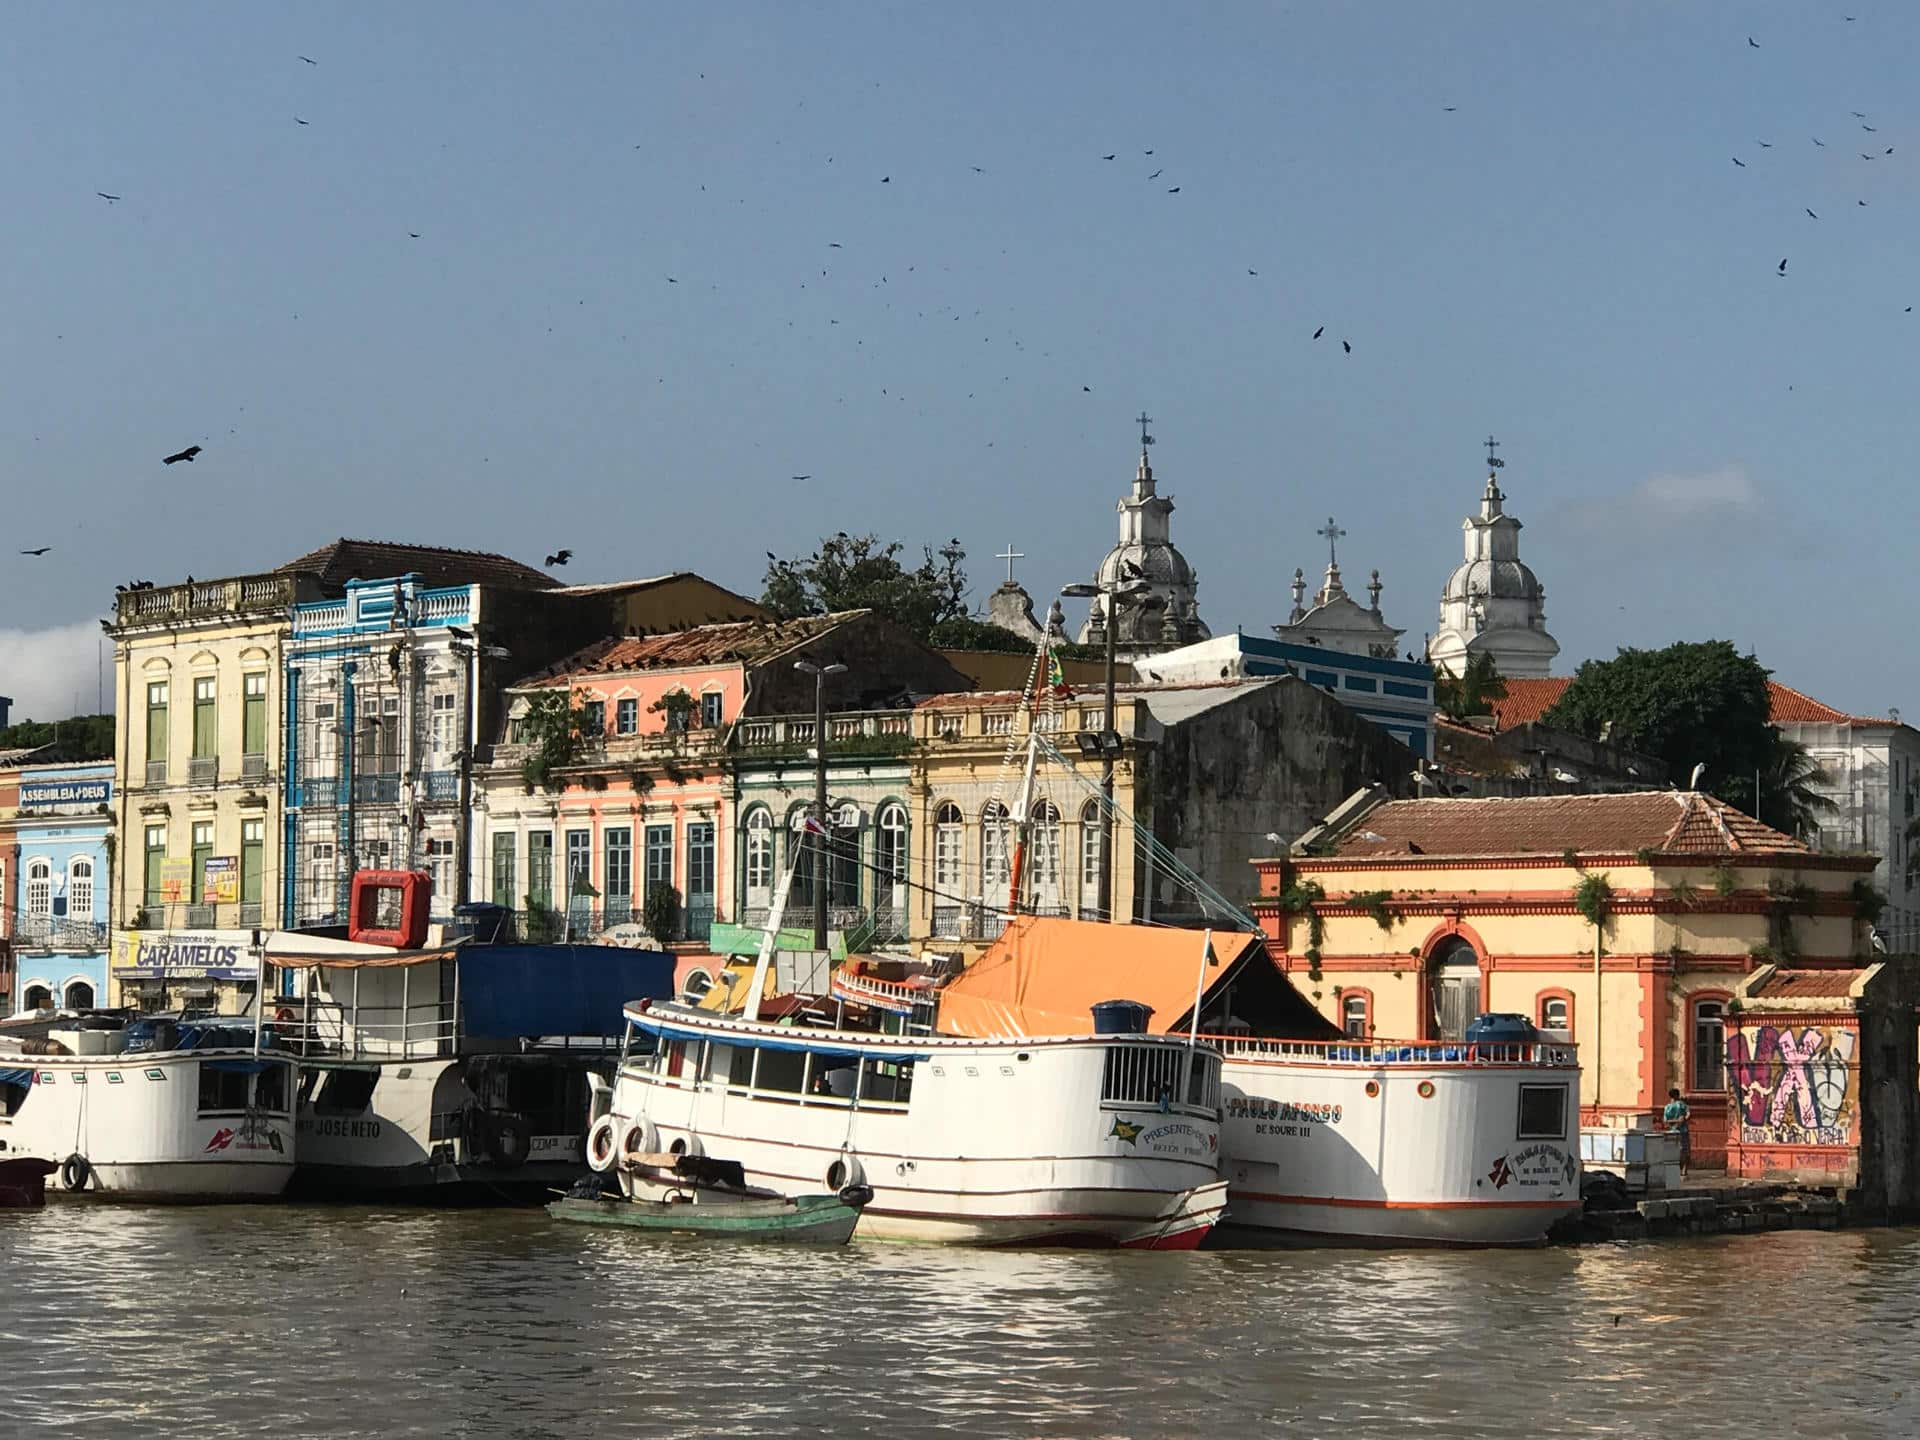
[1077,415,1210,661]
[1428,437,1559,680]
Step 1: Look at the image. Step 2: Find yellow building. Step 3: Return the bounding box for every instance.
[1251,790,1879,1166]
[907,689,1149,948]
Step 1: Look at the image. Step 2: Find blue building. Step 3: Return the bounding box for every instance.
[1,760,113,1011]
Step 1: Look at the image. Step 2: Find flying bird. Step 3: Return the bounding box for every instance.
[1747,35,1759,46]
[1342,340,1352,353]
[295,117,309,125]
[1886,147,1895,155]
[1147,168,1163,179]
[1442,106,1457,112]
[545,549,573,566]
[1731,156,1746,167]
[828,242,842,248]
[1778,257,1788,275]
[1861,152,1876,160]
[1312,326,1324,339]
[666,276,677,283]
[1807,208,1819,218]
[790,475,811,481]
[1853,111,1869,119]
[1166,186,1180,193]
[1757,140,1773,148]
[880,175,890,183]
[970,165,984,173]
[96,191,120,202]
[299,55,317,64]
[1812,136,1826,146]
[1102,154,1116,161]
[19,547,51,556]
[1247,268,1258,276]
[1082,385,1091,392]
[1862,124,1878,132]
[162,445,201,464]
[408,232,421,238]
[1860,199,1869,205]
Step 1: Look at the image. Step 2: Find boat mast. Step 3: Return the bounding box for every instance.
[743,842,805,1022]
[1004,731,1041,916]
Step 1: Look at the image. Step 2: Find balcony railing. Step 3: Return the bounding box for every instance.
[735,711,913,753]
[242,753,269,780]
[353,774,402,804]
[145,760,167,786]
[2,912,109,953]
[113,572,317,628]
[189,756,217,784]
[495,899,716,945]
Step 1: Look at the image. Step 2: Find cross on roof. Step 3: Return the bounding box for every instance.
[1485,433,1505,470]
[1318,517,1346,569]
[995,542,1026,584]
[1136,411,1154,449]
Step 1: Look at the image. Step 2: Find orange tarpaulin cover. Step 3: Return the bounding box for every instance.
[935,915,1265,1038]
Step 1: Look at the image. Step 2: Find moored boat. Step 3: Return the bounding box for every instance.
[0,1011,296,1201]
[549,1154,871,1243]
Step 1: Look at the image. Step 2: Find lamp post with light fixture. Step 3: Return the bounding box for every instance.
[793,658,847,950]
[1059,574,1149,922]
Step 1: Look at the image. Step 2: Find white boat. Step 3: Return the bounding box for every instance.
[0,1012,295,1200]
[931,916,1584,1247]
[602,997,1228,1249]
[265,927,676,1202]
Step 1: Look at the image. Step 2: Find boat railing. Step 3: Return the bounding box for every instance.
[271,994,458,1060]
[829,968,937,1014]
[1209,1034,1579,1069]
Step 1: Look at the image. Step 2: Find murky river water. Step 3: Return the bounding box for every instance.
[3,1205,1917,1439]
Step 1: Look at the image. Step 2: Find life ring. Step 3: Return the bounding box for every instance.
[60,1153,91,1193]
[826,1152,865,1190]
[619,1119,657,1165]
[667,1131,705,1160]
[274,1007,296,1026]
[837,1183,875,1209]
[586,1114,620,1173]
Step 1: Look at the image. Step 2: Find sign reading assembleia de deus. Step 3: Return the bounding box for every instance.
[19,778,112,808]
[111,930,258,980]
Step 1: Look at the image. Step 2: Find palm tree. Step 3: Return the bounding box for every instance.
[1434,652,1508,723]
[1752,734,1836,839]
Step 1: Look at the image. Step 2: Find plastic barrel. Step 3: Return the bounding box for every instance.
[1090,1000,1156,1035]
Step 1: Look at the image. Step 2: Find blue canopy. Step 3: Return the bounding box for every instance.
[458,944,677,1041]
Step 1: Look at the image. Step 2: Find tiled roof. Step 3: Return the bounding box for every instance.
[1750,968,1863,1000]
[1334,790,1811,859]
[522,612,858,684]
[915,678,1264,710]
[1766,681,1890,727]
[1485,678,1572,728]
[278,539,559,592]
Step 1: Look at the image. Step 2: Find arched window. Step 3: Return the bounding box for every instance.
[1030,801,1064,913]
[64,980,95,1010]
[1426,937,1481,1042]
[1692,998,1727,1092]
[787,807,817,909]
[68,858,95,927]
[744,809,774,906]
[22,984,53,1012]
[876,803,908,923]
[1079,800,1106,920]
[1341,989,1373,1039]
[828,802,861,910]
[25,860,52,924]
[1538,991,1573,1034]
[933,802,964,892]
[981,801,1011,896]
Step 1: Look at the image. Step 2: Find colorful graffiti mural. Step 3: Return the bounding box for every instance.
[1726,1024,1857,1148]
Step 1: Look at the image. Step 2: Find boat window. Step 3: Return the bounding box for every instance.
[727,1044,755,1090]
[1517,1084,1569,1141]
[1184,1053,1220,1110]
[254,1063,290,1115]
[0,1073,29,1118]
[198,1063,252,1113]
[1102,1045,1185,1107]
[859,1057,913,1105]
[313,1068,378,1115]
[755,1047,810,1096]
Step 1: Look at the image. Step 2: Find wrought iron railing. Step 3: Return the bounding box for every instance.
[189,756,217,784]
[1,912,108,952]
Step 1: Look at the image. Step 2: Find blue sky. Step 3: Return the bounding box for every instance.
[3,3,1913,721]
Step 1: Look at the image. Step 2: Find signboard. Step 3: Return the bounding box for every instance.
[19,778,112,808]
[203,856,240,904]
[111,929,259,981]
[160,860,191,905]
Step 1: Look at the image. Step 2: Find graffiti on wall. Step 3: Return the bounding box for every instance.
[1726,1024,1857,1148]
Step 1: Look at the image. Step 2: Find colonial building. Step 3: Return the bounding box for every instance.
[0,760,114,1010]
[478,610,965,951]
[1074,423,1210,661]
[1137,633,1436,759]
[1427,442,1560,680]
[1252,790,1878,1167]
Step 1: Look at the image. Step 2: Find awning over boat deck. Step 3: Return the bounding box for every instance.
[935,916,1294,1039]
[263,936,467,969]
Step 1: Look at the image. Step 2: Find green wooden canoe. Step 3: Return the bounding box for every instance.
[546,1190,865,1244]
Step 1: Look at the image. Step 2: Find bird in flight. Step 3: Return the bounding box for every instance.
[1102,154,1116,161]
[1312,326,1324,340]
[1082,385,1092,392]
[790,475,811,481]
[545,549,573,567]
[828,242,842,248]
[1732,156,1746,167]
[970,166,984,173]
[299,54,317,64]
[1862,123,1878,132]
[1885,146,1895,155]
[666,276,677,283]
[1342,340,1352,354]
[409,232,421,238]
[1167,186,1180,193]
[1148,168,1163,179]
[1861,152,1876,160]
[162,445,202,465]
[96,191,120,202]
[19,547,51,556]
[1807,208,1819,218]
[1747,35,1759,47]
[1812,136,1826,146]
[1778,258,1788,275]
[295,117,309,125]
[1442,106,1457,112]
[1247,268,1258,276]
[880,175,890,183]
[1757,140,1773,148]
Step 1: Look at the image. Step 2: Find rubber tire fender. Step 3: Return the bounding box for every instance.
[60,1153,91,1193]
[585,1114,620,1174]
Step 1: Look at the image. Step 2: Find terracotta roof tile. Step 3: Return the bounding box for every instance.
[1766,681,1890,727]
[1485,678,1572,728]
[1334,790,1811,859]
[1487,676,1895,731]
[1750,968,1863,1000]
[278,538,558,592]
[522,612,858,685]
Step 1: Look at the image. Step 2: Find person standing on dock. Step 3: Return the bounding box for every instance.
[1663,1089,1691,1177]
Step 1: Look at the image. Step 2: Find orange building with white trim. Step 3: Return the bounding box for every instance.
[1250,791,1881,1167]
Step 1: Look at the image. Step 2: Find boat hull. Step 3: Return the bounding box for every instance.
[547,1192,862,1244]
[0,1157,56,1208]
[1217,1046,1582,1247]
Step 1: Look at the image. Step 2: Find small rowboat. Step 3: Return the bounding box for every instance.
[547,1186,869,1244]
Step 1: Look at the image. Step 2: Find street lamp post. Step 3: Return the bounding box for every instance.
[793,659,847,951]
[1061,577,1149,923]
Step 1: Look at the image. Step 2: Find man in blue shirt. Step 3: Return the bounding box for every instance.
[1663,1088,1691,1177]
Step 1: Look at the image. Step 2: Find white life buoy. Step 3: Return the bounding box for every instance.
[666,1131,705,1160]
[619,1119,658,1165]
[586,1114,620,1174]
[826,1152,865,1190]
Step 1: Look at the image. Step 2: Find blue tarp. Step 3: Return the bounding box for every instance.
[457,944,677,1041]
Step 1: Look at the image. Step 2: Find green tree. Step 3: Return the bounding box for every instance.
[0,714,116,762]
[1743,733,1836,839]
[1543,640,1774,801]
[1433,653,1508,722]
[762,534,967,642]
